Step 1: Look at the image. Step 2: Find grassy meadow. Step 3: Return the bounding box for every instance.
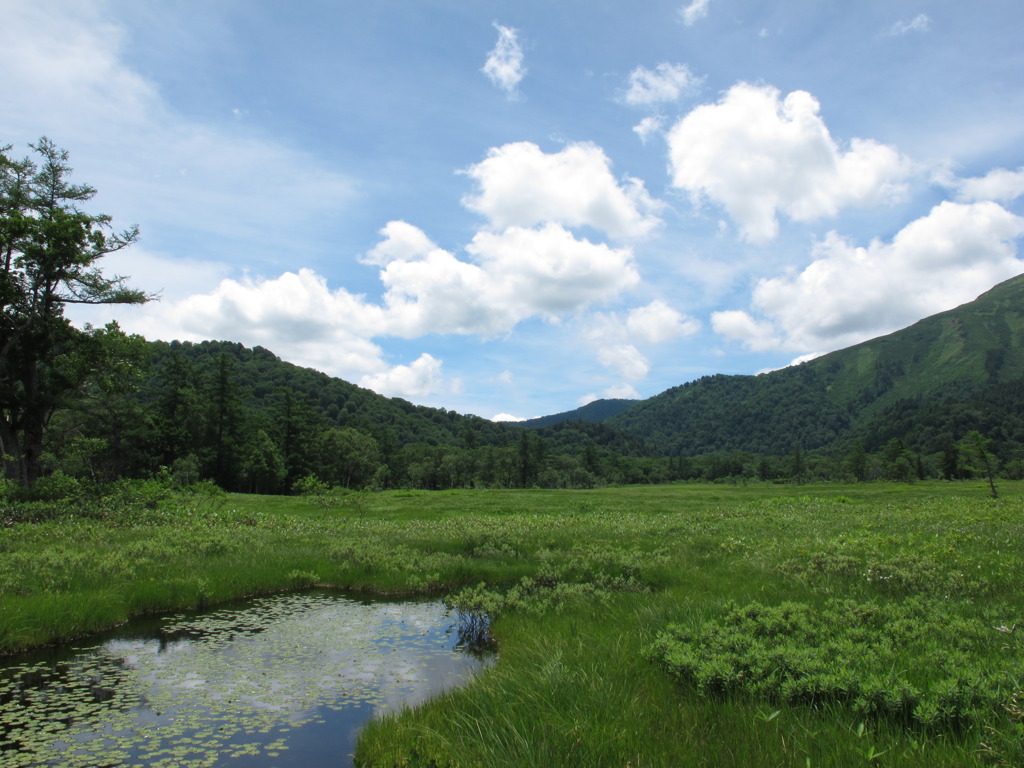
[2,481,1023,766]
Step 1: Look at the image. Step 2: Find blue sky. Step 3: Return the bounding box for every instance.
[3,1,1023,421]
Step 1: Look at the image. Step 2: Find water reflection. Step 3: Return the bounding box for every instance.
[0,591,493,767]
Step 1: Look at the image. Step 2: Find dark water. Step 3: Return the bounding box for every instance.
[0,591,493,767]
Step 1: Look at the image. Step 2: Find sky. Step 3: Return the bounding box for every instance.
[3,0,1024,422]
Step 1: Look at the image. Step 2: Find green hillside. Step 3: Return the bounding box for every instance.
[605,273,1024,457]
[34,275,1024,493]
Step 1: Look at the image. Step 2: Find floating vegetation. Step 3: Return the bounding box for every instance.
[0,591,492,767]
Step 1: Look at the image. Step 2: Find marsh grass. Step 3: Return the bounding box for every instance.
[3,480,1023,765]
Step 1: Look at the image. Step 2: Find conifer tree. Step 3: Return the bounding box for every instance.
[0,139,149,485]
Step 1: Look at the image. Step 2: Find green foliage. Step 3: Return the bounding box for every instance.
[651,597,1019,731]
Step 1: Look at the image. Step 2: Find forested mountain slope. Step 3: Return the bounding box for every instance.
[49,276,1023,492]
[605,273,1024,456]
[153,340,517,449]
[88,340,654,492]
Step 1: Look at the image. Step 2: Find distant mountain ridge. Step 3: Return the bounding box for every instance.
[520,398,637,427]
[528,273,1024,457]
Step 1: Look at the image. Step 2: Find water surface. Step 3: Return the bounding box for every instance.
[1,591,492,767]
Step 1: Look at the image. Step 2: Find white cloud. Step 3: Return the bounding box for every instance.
[359,354,450,398]
[580,384,641,404]
[956,167,1024,203]
[152,269,386,370]
[713,201,1024,352]
[666,82,911,243]
[366,220,639,338]
[633,116,664,143]
[624,63,699,105]
[887,14,930,37]
[492,412,527,422]
[0,2,159,133]
[585,314,648,380]
[585,300,698,380]
[362,221,441,266]
[626,300,701,344]
[465,224,641,318]
[603,383,641,399]
[461,141,662,240]
[377,242,497,336]
[482,23,525,95]
[680,0,710,27]
[710,310,781,352]
[596,343,650,379]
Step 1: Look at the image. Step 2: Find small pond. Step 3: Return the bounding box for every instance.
[1,590,493,767]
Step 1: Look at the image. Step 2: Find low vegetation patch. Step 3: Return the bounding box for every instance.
[651,596,1021,731]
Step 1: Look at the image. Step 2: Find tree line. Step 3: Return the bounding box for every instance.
[31,337,1017,495]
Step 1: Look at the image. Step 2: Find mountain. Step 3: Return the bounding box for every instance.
[520,399,637,427]
[579,273,1024,457]
[52,275,1024,492]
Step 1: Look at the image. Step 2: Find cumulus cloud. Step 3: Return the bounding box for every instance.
[710,310,781,352]
[585,300,699,380]
[362,220,441,266]
[467,224,640,316]
[594,341,650,380]
[626,300,701,344]
[136,269,462,398]
[955,167,1024,203]
[366,221,640,338]
[492,413,527,422]
[712,201,1024,352]
[153,269,386,371]
[633,116,664,143]
[120,138,650,400]
[680,0,710,27]
[482,23,525,95]
[461,141,663,240]
[603,383,642,399]
[666,82,911,242]
[887,14,930,36]
[359,354,451,398]
[579,383,641,404]
[624,63,699,105]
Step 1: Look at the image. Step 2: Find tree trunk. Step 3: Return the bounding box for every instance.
[0,418,27,485]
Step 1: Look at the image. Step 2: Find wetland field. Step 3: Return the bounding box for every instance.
[2,481,1023,767]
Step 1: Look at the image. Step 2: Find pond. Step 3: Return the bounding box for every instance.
[0,590,493,767]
